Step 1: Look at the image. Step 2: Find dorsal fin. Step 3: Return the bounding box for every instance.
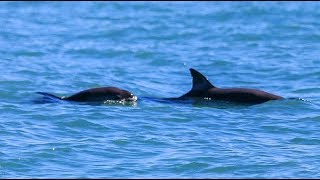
[189,68,215,91]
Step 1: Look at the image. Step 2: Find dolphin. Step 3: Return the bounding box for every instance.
[179,68,284,105]
[36,86,137,103]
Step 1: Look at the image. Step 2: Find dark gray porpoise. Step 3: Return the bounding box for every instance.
[179,68,283,104]
[37,87,137,102]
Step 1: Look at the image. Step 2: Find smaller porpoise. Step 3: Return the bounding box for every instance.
[36,87,137,103]
[179,68,284,105]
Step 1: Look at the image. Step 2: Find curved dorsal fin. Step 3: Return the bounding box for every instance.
[189,68,215,91]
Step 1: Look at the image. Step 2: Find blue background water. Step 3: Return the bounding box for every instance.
[1,1,320,178]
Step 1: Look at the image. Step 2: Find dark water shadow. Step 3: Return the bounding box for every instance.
[140,96,313,109]
[139,97,257,109]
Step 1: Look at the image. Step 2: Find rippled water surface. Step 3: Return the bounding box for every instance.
[1,2,320,178]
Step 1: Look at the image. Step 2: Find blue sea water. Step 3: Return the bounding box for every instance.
[1,1,320,178]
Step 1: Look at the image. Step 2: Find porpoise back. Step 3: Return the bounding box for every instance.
[37,86,137,103]
[180,68,283,104]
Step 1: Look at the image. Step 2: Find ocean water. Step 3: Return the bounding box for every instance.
[1,1,320,178]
